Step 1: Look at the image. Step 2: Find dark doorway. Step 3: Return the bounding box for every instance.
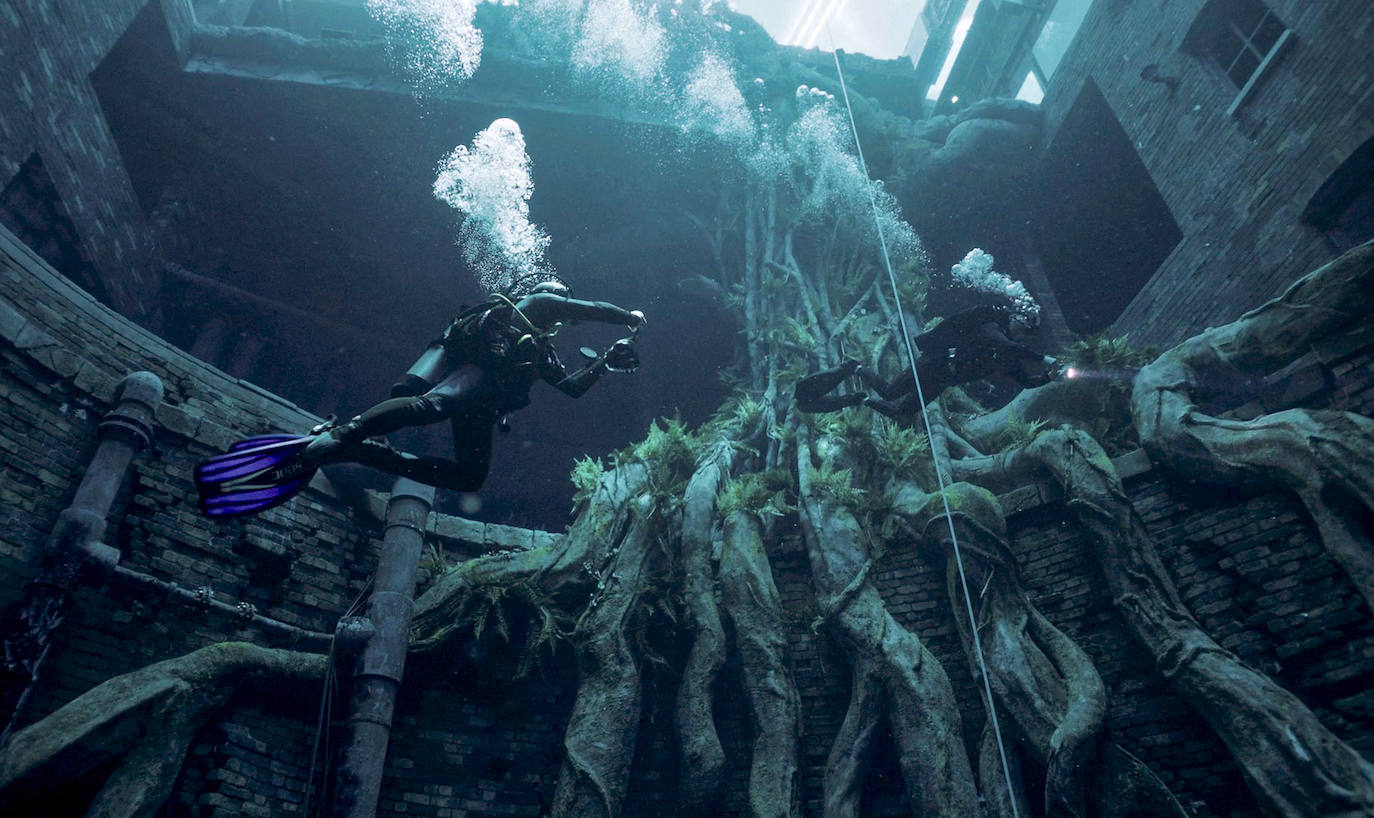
[1303,134,1374,253]
[0,153,110,304]
[1035,79,1182,335]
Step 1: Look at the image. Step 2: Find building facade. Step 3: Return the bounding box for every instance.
[919,0,1373,344]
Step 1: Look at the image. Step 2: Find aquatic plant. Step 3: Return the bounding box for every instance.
[716,469,792,517]
[874,419,931,477]
[986,412,1049,453]
[1060,332,1157,369]
[433,118,555,293]
[569,455,606,511]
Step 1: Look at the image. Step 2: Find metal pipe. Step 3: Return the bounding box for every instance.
[108,565,333,651]
[165,263,406,354]
[0,371,163,747]
[332,477,434,818]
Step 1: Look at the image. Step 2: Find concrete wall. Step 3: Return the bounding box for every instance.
[1039,0,1373,347]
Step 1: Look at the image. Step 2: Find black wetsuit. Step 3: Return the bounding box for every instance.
[322,292,640,491]
[795,305,1055,420]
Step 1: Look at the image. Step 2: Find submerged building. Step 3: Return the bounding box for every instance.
[1,1,1372,817]
[915,0,1373,342]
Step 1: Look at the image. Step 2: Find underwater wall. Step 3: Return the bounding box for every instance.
[3,218,1373,815]
[1036,0,1374,347]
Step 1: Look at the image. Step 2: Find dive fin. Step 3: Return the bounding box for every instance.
[230,433,303,451]
[195,435,318,517]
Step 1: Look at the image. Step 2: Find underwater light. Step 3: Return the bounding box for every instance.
[787,0,827,44]
[800,0,847,49]
[1065,366,1080,379]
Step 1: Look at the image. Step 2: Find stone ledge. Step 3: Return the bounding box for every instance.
[997,448,1153,518]
[363,489,560,556]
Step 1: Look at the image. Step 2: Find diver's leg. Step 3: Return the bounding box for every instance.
[446,405,496,490]
[863,396,907,420]
[333,402,495,491]
[355,366,483,437]
[855,366,915,400]
[795,359,863,412]
[343,441,490,492]
[304,366,483,464]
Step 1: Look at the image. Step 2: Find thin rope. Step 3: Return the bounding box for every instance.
[829,45,1022,817]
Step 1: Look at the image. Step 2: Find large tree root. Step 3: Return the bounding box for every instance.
[797,427,978,817]
[720,509,801,818]
[0,642,326,818]
[410,462,649,651]
[551,493,663,818]
[975,428,1374,817]
[893,481,1184,818]
[1133,240,1374,611]
[675,444,733,813]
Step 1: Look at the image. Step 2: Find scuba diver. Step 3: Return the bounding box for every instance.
[195,278,645,517]
[795,304,1059,421]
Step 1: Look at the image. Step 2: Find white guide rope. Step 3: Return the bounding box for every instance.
[828,46,1022,818]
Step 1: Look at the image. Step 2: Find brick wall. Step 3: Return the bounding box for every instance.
[1039,0,1374,347]
[0,0,188,321]
[5,203,1374,815]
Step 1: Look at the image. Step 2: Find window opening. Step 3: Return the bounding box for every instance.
[1031,0,1096,81]
[1015,71,1044,104]
[1185,0,1293,114]
[1303,135,1374,253]
[927,0,982,101]
[0,154,111,304]
[1036,80,1181,335]
[1207,0,1287,88]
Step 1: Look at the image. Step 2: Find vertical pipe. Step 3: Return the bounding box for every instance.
[332,477,434,818]
[0,371,163,746]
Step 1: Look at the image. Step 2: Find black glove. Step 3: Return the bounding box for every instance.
[605,338,640,373]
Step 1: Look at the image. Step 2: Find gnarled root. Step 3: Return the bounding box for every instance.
[551,494,664,818]
[1132,239,1374,610]
[1011,427,1374,817]
[797,428,978,816]
[720,509,801,818]
[898,481,1183,818]
[411,462,649,651]
[675,447,732,814]
[0,642,326,818]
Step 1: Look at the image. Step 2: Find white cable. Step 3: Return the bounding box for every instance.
[828,44,1022,818]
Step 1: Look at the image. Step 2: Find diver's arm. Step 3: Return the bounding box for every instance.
[516,293,643,328]
[544,356,610,398]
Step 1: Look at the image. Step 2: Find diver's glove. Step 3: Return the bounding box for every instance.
[605,338,640,373]
[1023,356,1062,388]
